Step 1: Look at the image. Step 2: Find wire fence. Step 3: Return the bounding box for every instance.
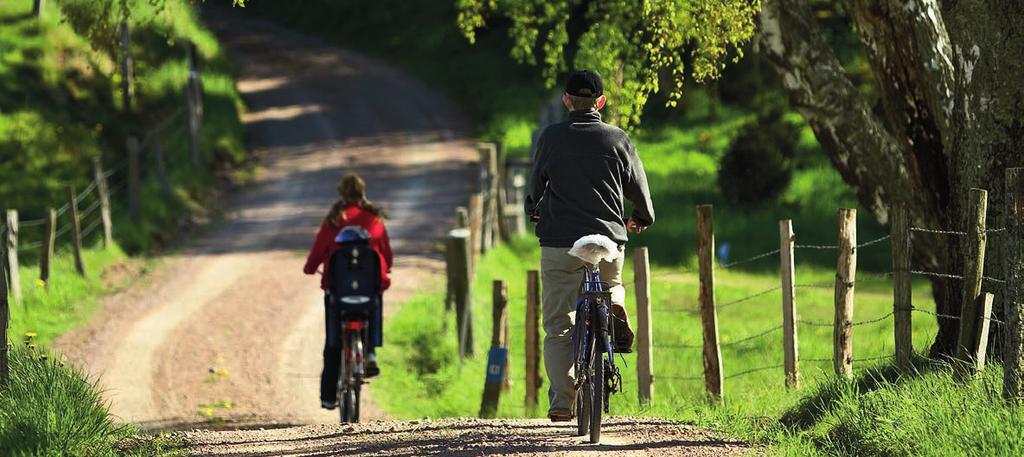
[644,218,1019,395]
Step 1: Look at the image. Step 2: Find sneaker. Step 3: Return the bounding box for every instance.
[321,399,338,410]
[548,410,573,422]
[365,354,380,378]
[611,305,634,353]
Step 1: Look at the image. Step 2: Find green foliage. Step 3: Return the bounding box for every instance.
[457,0,761,128]
[0,0,246,253]
[0,347,127,456]
[717,113,801,206]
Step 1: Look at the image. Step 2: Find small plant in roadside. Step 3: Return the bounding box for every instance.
[0,347,129,456]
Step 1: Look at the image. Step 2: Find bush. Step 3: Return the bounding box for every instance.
[717,112,801,206]
[0,346,127,457]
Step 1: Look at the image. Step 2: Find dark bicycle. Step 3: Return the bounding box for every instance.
[337,311,368,423]
[569,236,623,444]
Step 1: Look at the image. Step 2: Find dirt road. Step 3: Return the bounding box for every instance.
[176,418,747,456]
[57,11,748,456]
[57,12,476,426]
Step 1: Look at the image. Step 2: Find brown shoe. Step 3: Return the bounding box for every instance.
[611,305,634,353]
[548,410,573,422]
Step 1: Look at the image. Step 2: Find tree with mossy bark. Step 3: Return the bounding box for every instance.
[458,0,1024,357]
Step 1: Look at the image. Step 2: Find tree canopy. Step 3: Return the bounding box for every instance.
[457,0,760,128]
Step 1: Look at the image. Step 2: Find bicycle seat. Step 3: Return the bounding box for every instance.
[568,234,620,265]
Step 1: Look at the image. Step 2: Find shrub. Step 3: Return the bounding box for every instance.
[717,112,801,206]
[0,346,127,457]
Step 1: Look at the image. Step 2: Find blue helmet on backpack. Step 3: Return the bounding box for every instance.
[335,225,371,244]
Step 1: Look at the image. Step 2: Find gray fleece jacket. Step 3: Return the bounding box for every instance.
[525,110,655,247]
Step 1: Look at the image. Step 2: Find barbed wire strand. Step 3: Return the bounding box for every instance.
[910,227,966,236]
[905,306,1004,325]
[852,354,895,362]
[795,243,838,250]
[79,200,102,220]
[74,181,98,205]
[17,241,43,252]
[720,249,780,269]
[81,219,103,239]
[857,234,891,249]
[798,311,894,328]
[718,286,782,309]
[910,270,964,280]
[17,218,47,228]
[658,375,704,381]
[725,364,785,380]
[721,325,783,347]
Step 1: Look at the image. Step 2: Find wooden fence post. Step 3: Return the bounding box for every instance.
[478,144,498,251]
[969,293,995,371]
[468,192,484,266]
[127,136,141,223]
[65,185,86,276]
[32,0,44,17]
[956,188,988,378]
[480,280,509,418]
[892,203,913,371]
[120,21,133,113]
[1004,168,1024,401]
[834,208,857,379]
[447,229,473,357]
[525,269,541,415]
[779,220,799,389]
[0,237,8,388]
[4,211,20,305]
[39,208,56,285]
[456,206,469,229]
[93,158,113,248]
[634,247,654,405]
[697,204,723,401]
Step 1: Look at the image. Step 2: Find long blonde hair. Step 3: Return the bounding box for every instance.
[325,174,385,226]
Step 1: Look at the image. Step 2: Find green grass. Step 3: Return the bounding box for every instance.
[0,0,247,253]
[376,239,1024,455]
[0,347,182,456]
[8,242,137,348]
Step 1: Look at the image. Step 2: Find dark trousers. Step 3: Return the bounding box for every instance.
[320,295,383,402]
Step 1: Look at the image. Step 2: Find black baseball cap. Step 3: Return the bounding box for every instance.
[565,70,603,98]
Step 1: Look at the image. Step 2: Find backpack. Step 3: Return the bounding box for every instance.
[327,238,381,317]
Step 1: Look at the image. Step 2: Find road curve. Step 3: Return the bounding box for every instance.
[57,10,476,427]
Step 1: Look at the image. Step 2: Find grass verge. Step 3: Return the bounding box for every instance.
[0,346,182,456]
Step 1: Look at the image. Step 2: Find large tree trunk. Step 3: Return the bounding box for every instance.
[762,0,1024,357]
[940,0,1024,356]
[846,0,958,356]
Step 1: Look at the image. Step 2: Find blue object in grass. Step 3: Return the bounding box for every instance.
[718,242,731,264]
[485,347,508,384]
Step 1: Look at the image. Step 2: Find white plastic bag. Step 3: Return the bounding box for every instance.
[568,234,620,265]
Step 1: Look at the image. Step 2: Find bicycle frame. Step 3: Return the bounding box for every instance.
[571,266,617,404]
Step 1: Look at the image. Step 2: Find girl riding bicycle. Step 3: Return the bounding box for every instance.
[303,174,393,410]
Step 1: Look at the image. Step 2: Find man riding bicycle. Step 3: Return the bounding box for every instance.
[526,70,655,422]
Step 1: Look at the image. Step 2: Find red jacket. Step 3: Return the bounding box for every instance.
[303,204,393,291]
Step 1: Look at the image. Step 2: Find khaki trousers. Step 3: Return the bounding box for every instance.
[540,246,625,414]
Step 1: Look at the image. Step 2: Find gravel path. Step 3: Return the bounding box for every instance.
[176,418,748,456]
[56,10,475,427]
